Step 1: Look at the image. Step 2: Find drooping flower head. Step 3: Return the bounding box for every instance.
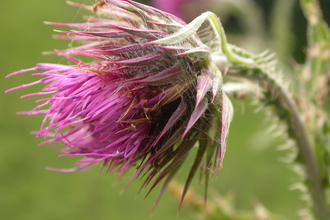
[6,0,232,203]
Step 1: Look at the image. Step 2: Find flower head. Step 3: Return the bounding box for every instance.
[6,0,232,203]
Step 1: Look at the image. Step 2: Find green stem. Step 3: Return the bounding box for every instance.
[270,0,295,63]
[265,75,328,220]
[299,0,330,92]
[226,65,329,219]
[214,8,329,216]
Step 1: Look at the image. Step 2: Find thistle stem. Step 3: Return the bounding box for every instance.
[226,67,329,220]
[267,76,328,220]
[211,8,329,216]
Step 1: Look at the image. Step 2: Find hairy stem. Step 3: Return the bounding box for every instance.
[211,7,329,216]
[299,0,330,92]
[258,73,328,220]
[226,66,329,219]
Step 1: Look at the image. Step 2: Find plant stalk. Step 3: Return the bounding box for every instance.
[226,67,329,220]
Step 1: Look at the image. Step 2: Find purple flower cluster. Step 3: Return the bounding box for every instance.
[6,0,231,201]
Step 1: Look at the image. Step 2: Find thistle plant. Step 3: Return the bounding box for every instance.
[5,0,330,219]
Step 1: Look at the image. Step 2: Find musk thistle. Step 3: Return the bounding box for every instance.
[6,0,232,202]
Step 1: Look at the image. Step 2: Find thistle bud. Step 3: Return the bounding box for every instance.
[6,0,232,203]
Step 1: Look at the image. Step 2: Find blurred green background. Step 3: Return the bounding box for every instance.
[1,0,329,219]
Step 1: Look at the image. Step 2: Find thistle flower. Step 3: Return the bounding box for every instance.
[6,0,232,203]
